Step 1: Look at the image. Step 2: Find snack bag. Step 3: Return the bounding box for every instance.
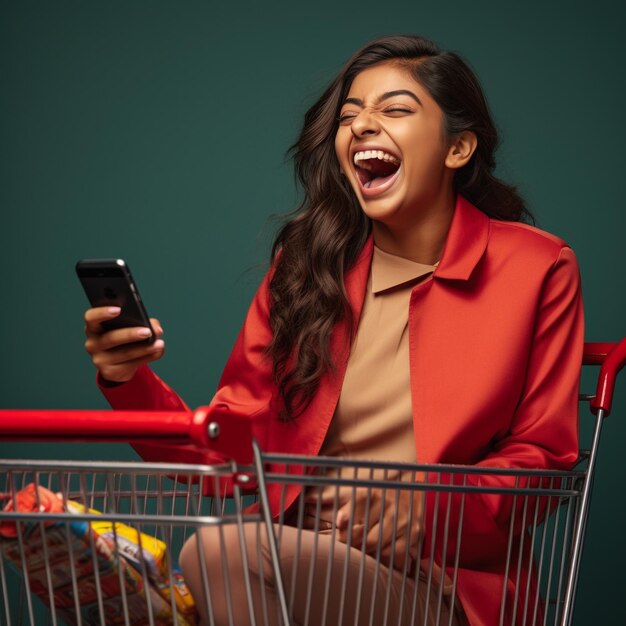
[0,483,64,538]
[1,483,198,625]
[66,499,197,621]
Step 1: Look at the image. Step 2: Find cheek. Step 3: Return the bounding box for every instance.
[404,129,449,173]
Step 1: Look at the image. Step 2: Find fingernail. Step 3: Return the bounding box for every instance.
[137,328,152,338]
[151,339,165,350]
[156,326,164,335]
[108,307,121,315]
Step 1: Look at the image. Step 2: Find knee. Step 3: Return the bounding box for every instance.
[180,525,244,625]
[180,524,247,580]
[180,524,267,626]
[180,525,227,573]
[178,531,198,578]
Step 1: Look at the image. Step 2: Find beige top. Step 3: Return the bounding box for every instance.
[319,245,437,462]
[308,249,452,594]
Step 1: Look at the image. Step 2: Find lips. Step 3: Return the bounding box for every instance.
[352,148,402,197]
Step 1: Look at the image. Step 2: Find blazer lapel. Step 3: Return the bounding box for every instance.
[408,196,491,462]
[281,236,374,458]
[303,195,490,458]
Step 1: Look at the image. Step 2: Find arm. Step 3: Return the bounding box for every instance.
[424,246,584,567]
[98,269,276,457]
[98,365,189,411]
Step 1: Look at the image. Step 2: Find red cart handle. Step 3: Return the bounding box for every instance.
[0,406,254,463]
[584,338,626,417]
[1,341,623,452]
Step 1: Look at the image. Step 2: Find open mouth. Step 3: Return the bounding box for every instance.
[353,150,401,190]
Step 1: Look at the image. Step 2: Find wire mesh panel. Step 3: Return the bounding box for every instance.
[252,452,585,626]
[0,454,590,626]
[0,460,261,626]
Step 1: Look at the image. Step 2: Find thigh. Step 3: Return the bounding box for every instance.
[180,521,279,626]
[180,522,466,626]
[277,524,411,626]
[276,525,466,626]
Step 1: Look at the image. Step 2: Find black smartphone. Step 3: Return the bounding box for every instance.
[76,258,156,343]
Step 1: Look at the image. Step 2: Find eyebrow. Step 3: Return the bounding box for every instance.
[342,89,422,107]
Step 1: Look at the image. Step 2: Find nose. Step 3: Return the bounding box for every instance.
[350,108,380,138]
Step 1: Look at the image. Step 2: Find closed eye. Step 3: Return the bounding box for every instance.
[338,112,358,124]
[338,106,413,124]
[383,107,413,115]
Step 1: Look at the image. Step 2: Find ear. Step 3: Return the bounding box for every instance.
[445,131,478,169]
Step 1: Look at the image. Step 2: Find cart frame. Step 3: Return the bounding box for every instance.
[0,339,624,626]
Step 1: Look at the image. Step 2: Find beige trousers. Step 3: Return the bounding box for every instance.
[179,521,467,626]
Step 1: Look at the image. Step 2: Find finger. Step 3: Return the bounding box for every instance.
[336,494,373,529]
[335,502,351,530]
[92,340,165,368]
[388,494,424,567]
[361,487,405,554]
[337,523,365,547]
[338,487,382,526]
[96,345,165,382]
[364,514,390,554]
[336,498,367,546]
[149,318,164,336]
[380,537,408,571]
[84,307,121,334]
[85,326,157,353]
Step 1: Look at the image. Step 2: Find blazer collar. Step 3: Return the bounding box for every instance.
[434,195,490,281]
[345,194,489,302]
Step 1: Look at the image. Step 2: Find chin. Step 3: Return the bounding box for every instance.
[354,187,406,221]
[358,202,404,225]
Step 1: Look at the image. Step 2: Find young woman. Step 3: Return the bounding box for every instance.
[84,35,584,626]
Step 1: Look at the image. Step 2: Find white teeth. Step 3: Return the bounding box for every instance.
[353,150,400,166]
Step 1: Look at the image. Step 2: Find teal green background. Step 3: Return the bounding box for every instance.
[1,1,624,623]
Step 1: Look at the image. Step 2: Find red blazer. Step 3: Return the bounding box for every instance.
[101,195,584,626]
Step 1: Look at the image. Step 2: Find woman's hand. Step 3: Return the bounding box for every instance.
[84,306,165,383]
[334,471,425,571]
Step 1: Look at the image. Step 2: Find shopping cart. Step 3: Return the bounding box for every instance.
[0,339,624,626]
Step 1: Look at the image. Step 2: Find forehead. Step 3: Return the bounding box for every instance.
[344,62,430,102]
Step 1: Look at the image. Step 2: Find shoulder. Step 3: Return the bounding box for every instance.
[489,219,569,253]
[487,219,578,271]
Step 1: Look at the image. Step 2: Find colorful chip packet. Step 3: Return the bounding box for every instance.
[0,483,198,625]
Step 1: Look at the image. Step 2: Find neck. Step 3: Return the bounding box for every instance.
[372,188,456,264]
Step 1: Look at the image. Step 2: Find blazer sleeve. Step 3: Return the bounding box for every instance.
[97,366,189,411]
[99,268,276,459]
[204,267,276,450]
[424,246,584,568]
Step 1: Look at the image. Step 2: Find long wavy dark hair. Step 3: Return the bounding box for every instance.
[268,34,532,421]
